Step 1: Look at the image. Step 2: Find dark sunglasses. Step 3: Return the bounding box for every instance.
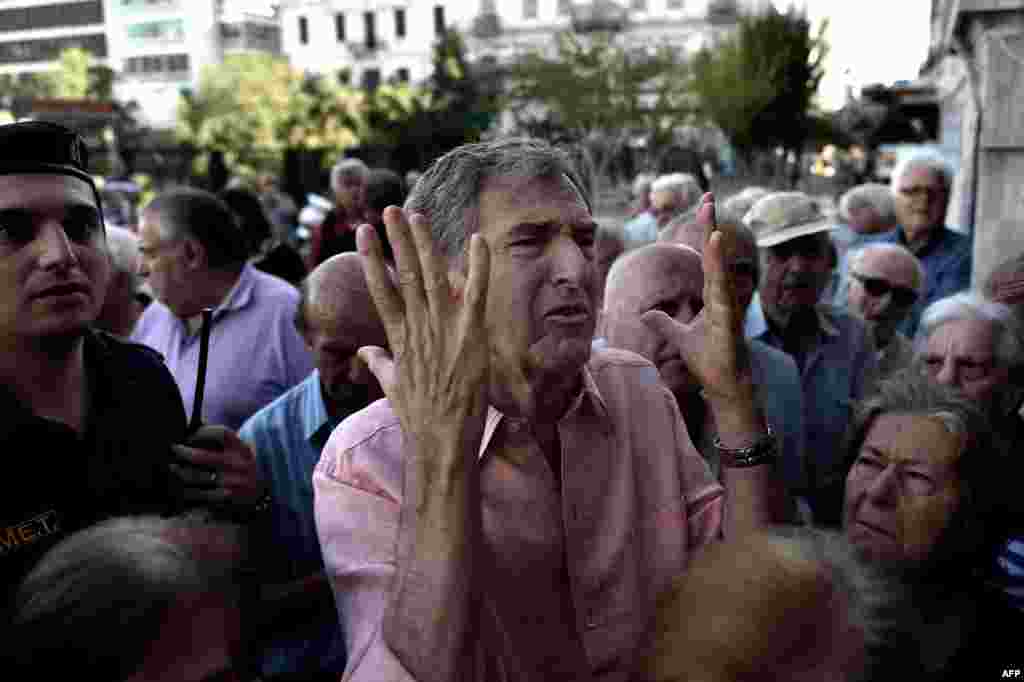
[851,272,918,307]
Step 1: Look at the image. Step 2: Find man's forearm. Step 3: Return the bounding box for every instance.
[383,431,481,682]
[711,396,794,533]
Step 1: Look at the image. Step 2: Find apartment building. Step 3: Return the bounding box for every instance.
[105,0,282,128]
[0,0,108,76]
[279,0,771,90]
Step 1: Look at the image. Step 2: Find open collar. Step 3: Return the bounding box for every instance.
[476,363,609,460]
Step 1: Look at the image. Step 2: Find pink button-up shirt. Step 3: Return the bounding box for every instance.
[314,348,724,681]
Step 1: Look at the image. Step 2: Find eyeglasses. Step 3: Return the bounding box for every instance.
[850,272,918,307]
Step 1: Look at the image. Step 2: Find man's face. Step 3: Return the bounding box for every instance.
[603,249,703,396]
[333,172,366,214]
[844,413,961,566]
[475,175,598,418]
[921,317,1008,408]
[893,166,948,242]
[847,250,920,346]
[137,211,191,317]
[758,232,832,323]
[304,295,386,412]
[0,174,109,342]
[651,189,683,228]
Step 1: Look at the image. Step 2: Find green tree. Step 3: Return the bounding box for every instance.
[46,47,115,100]
[506,30,690,189]
[690,7,827,170]
[176,53,365,178]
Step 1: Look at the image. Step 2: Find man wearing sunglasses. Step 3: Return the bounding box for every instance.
[846,243,924,379]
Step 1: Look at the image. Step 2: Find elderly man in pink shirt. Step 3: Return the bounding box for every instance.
[313,138,790,682]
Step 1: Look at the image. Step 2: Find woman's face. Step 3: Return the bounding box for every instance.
[843,413,963,565]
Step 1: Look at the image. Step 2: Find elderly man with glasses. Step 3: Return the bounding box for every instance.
[879,152,972,337]
[845,243,924,379]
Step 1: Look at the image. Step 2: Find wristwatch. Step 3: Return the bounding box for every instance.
[713,425,777,468]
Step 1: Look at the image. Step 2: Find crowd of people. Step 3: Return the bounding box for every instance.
[3,119,1024,681]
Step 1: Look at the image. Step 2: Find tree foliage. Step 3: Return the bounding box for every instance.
[0,48,114,103]
[690,7,827,162]
[176,53,365,177]
[506,30,690,186]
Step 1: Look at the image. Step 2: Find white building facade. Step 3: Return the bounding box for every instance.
[104,0,282,128]
[0,0,108,76]
[279,0,771,89]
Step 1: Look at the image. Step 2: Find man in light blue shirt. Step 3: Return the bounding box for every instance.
[240,253,388,679]
[133,188,314,430]
[743,192,878,521]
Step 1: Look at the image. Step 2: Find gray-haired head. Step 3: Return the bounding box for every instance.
[915,291,1024,372]
[330,157,370,190]
[890,152,954,195]
[105,224,140,277]
[11,516,243,679]
[720,186,772,224]
[651,173,701,206]
[839,183,897,228]
[143,187,250,269]
[404,137,591,264]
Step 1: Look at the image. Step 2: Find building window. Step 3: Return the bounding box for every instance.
[630,0,646,10]
[364,11,376,49]
[666,0,683,8]
[122,52,189,78]
[362,68,381,92]
[433,5,445,37]
[298,16,308,44]
[335,13,345,42]
[396,67,410,82]
[558,0,571,15]
[394,8,406,39]
[0,1,104,34]
[523,0,538,18]
[0,33,106,64]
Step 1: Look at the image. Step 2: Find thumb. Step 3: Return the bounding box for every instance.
[640,310,685,347]
[357,346,396,393]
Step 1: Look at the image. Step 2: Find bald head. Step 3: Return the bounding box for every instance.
[299,253,388,412]
[847,243,923,346]
[603,243,703,397]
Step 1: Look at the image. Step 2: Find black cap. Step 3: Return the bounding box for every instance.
[0,120,94,186]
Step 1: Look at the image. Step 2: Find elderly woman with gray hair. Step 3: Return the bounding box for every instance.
[821,369,1020,679]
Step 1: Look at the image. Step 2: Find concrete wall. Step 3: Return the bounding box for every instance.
[926,0,1024,288]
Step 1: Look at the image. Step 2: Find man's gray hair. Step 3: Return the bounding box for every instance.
[849,243,925,293]
[651,173,701,204]
[12,516,243,679]
[404,137,591,262]
[890,151,954,194]
[330,157,370,188]
[720,186,771,224]
[839,183,896,224]
[915,291,1024,370]
[105,224,140,276]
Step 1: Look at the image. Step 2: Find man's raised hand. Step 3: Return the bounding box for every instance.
[641,193,754,408]
[356,206,491,455]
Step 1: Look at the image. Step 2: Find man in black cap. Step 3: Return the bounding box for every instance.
[0,121,268,617]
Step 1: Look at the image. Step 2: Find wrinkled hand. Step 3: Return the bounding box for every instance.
[641,193,754,408]
[171,424,267,510]
[356,206,491,456]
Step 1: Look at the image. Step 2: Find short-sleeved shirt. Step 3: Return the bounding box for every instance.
[238,371,348,677]
[313,348,723,681]
[878,225,972,338]
[132,264,314,430]
[1,330,188,616]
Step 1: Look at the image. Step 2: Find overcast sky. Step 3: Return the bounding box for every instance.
[776,0,933,111]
